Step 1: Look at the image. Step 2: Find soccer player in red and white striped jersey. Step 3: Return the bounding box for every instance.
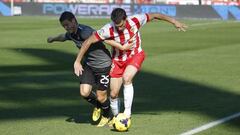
[74,8,187,120]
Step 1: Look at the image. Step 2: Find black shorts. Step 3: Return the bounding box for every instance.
[79,64,111,91]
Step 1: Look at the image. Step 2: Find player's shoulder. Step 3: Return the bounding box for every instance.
[79,24,95,32]
[65,32,71,40]
[99,22,114,30]
[128,13,147,19]
[78,24,95,39]
[96,23,114,36]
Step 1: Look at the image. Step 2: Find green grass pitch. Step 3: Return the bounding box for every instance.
[0,16,240,135]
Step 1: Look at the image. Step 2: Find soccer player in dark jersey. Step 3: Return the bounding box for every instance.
[47,11,132,127]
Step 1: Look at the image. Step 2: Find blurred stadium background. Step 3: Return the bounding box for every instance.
[0,0,240,20]
[1,0,240,4]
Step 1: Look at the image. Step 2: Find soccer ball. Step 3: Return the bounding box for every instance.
[113,113,131,132]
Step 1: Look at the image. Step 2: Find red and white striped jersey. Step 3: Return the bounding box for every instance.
[94,13,150,62]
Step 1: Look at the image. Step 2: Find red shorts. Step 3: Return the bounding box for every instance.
[110,51,145,78]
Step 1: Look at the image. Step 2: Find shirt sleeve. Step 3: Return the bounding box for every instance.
[94,24,112,41]
[132,13,150,28]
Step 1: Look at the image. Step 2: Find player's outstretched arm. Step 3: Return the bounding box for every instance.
[74,34,98,76]
[148,13,187,32]
[47,34,66,43]
[104,40,133,51]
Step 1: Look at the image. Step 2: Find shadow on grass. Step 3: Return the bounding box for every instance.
[0,48,240,128]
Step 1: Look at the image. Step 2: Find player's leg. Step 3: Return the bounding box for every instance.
[96,90,109,116]
[122,65,138,118]
[94,66,111,127]
[80,84,101,121]
[96,90,110,127]
[79,65,101,121]
[110,77,122,116]
[107,77,123,127]
[109,60,124,117]
[122,51,145,118]
[80,84,96,105]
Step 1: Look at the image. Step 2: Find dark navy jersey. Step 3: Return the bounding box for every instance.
[65,24,111,68]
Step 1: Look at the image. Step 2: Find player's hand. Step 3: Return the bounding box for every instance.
[47,37,54,43]
[174,21,188,32]
[122,42,134,51]
[74,61,84,76]
[122,37,134,50]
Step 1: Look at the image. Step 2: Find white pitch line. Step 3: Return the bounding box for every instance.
[180,112,240,135]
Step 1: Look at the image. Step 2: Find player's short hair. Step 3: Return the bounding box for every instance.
[59,11,77,22]
[111,8,127,24]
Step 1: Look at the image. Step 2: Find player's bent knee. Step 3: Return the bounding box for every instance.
[80,89,90,97]
[96,90,107,102]
[110,91,118,99]
[123,75,132,85]
[97,95,107,103]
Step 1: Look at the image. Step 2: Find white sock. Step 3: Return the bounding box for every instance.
[110,97,120,116]
[123,83,134,118]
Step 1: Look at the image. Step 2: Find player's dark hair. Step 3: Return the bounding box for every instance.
[111,8,127,24]
[59,11,77,23]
